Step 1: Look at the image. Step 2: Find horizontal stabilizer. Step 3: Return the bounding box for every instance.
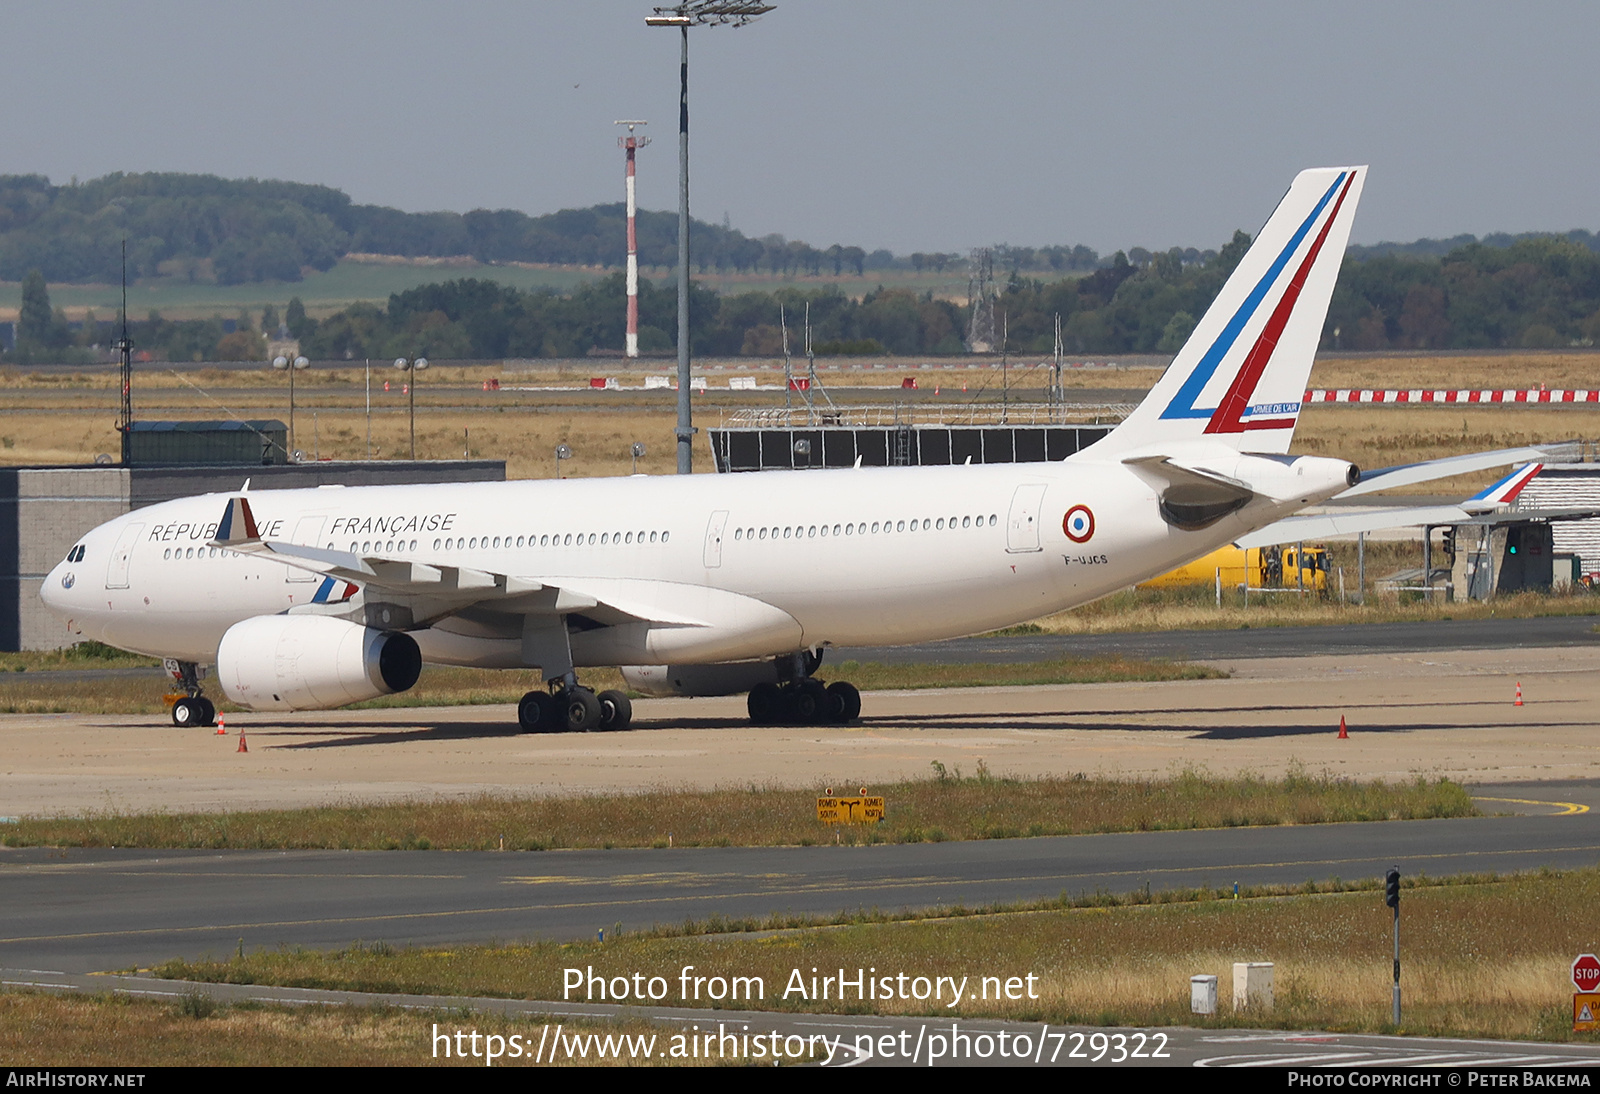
[1337,447,1548,498]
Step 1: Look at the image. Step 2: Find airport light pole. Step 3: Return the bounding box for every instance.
[393,356,428,460]
[646,1,774,473]
[272,354,310,459]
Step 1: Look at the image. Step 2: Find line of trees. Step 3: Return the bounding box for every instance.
[12,228,1600,364]
[299,275,970,360]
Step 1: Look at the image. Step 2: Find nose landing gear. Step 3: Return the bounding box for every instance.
[164,660,216,728]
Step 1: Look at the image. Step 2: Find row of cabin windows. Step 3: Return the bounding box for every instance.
[425,530,670,553]
[732,513,998,543]
[161,531,674,561]
[164,546,237,560]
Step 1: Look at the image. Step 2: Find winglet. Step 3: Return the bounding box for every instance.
[1464,462,1541,512]
[214,496,260,545]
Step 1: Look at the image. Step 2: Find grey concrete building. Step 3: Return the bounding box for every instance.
[3,460,505,651]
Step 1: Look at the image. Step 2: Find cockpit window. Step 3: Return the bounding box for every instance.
[65,545,85,563]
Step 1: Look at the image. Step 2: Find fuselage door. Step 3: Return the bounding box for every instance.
[703,509,730,568]
[104,522,146,589]
[1005,484,1047,554]
[284,515,328,583]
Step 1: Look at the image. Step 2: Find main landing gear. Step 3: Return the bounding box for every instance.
[747,678,861,726]
[517,681,633,733]
[167,660,216,728]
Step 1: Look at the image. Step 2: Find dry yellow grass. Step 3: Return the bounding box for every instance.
[5,352,1599,480]
[1311,353,1600,392]
[0,991,704,1067]
[159,870,1600,1042]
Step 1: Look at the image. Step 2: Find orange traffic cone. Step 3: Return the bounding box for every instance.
[1337,715,1348,739]
[237,730,248,753]
[215,713,226,736]
[1515,682,1523,706]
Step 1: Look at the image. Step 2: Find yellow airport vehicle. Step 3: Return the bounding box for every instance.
[1140,544,1330,593]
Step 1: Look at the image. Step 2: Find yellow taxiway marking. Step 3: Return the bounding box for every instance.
[1475,796,1590,816]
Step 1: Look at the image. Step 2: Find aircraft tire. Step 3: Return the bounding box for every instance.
[517,690,558,733]
[563,687,603,732]
[747,682,782,725]
[195,697,217,727]
[598,690,633,731]
[171,698,203,728]
[791,678,829,725]
[826,681,861,723]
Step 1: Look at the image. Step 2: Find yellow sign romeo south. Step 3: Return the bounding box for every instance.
[817,795,885,825]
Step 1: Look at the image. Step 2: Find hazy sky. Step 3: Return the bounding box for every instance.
[6,2,1597,256]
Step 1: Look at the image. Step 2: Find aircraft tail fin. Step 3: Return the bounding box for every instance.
[1085,167,1366,457]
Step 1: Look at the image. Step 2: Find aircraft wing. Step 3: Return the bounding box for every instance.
[1235,456,1600,547]
[208,496,710,628]
[1233,505,1473,548]
[1336,445,1550,497]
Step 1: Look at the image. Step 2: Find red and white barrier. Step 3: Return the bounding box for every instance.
[1305,389,1599,404]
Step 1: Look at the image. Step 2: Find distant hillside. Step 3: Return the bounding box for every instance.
[0,172,898,286]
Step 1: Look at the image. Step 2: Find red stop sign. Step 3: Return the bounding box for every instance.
[1573,954,1600,992]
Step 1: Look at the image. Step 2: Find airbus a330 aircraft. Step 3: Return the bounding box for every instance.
[37,166,1533,734]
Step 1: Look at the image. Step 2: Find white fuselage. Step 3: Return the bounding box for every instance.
[39,450,1341,669]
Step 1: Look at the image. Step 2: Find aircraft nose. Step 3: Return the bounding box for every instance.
[40,557,78,615]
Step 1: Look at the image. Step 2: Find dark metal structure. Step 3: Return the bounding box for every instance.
[709,423,1114,473]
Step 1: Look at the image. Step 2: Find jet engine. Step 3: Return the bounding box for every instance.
[217,615,422,711]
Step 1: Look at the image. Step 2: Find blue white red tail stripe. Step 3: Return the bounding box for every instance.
[1205,171,1359,434]
[1085,166,1366,459]
[1162,171,1348,422]
[1471,463,1541,505]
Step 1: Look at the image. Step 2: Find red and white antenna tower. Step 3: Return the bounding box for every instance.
[616,120,651,358]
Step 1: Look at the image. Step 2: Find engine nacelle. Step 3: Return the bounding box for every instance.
[217,615,422,711]
[620,653,818,698]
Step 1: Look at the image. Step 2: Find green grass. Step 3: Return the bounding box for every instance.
[0,769,1475,850]
[1040,584,1600,635]
[0,260,1078,322]
[0,640,160,674]
[150,868,1600,1044]
[0,260,602,322]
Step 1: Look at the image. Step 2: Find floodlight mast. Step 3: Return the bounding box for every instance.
[116,239,134,465]
[647,1,774,474]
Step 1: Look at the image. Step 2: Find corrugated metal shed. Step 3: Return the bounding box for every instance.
[1518,463,1600,573]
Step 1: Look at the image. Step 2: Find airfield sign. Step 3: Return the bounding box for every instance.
[1573,954,1600,992]
[817,795,885,825]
